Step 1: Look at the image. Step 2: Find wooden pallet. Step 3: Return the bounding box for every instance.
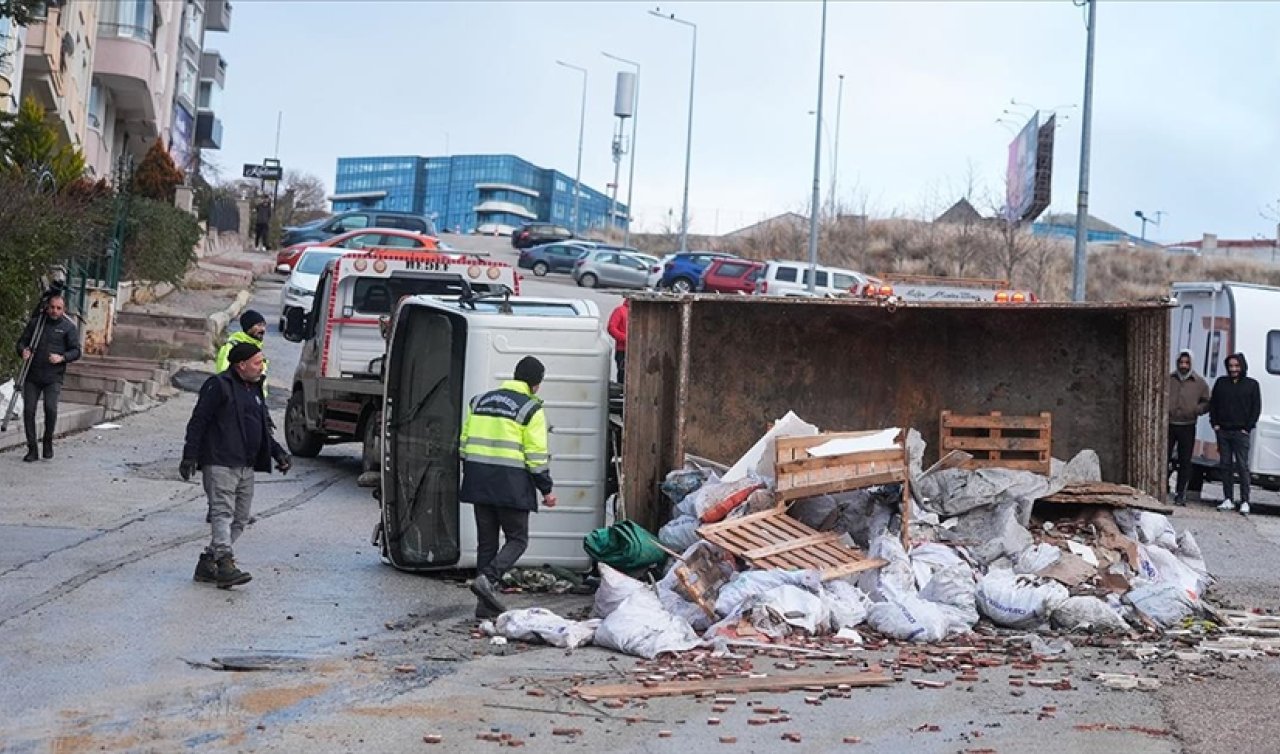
[940,411,1052,475]
[775,431,910,504]
[698,507,888,581]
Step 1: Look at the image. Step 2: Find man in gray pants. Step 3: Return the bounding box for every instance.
[180,343,291,587]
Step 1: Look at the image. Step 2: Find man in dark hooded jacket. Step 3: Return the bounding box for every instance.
[1210,352,1262,515]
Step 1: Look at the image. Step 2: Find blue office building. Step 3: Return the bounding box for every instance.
[331,154,627,236]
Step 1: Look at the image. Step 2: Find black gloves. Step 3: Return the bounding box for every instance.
[179,459,197,481]
[274,451,292,474]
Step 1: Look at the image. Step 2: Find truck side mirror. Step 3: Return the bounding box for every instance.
[283,307,307,342]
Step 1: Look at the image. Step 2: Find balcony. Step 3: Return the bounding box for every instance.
[473,200,536,221]
[205,0,232,32]
[199,50,226,88]
[94,26,160,128]
[196,110,222,149]
[475,182,539,199]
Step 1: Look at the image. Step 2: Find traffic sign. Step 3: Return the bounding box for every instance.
[243,163,283,180]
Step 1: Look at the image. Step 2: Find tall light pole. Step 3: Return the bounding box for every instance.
[649,8,696,252]
[604,52,641,249]
[556,60,588,236]
[1071,0,1098,301]
[806,0,829,293]
[830,73,843,218]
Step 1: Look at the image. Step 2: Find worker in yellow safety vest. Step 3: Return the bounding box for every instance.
[215,310,269,395]
[459,356,557,618]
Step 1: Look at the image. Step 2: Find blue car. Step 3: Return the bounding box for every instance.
[657,251,737,293]
[516,242,592,276]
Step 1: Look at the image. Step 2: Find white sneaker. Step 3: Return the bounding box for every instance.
[1240,502,1251,516]
[1218,499,1236,511]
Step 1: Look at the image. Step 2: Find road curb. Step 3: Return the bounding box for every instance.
[208,289,253,337]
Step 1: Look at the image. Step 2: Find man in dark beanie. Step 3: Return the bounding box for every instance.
[181,341,291,588]
[459,355,556,617]
[215,310,270,394]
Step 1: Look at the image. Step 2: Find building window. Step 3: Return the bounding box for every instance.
[178,57,199,106]
[99,0,156,45]
[183,0,204,46]
[87,80,105,130]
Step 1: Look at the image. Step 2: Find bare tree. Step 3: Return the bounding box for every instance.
[278,170,328,226]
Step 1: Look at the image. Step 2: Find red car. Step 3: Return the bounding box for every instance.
[698,258,764,294]
[275,228,441,273]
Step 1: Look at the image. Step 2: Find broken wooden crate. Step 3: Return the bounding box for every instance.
[940,410,1052,475]
[698,430,909,578]
[1036,481,1173,514]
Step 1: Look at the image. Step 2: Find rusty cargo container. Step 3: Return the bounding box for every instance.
[621,296,1170,532]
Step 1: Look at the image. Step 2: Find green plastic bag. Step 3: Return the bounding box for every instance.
[583,521,668,571]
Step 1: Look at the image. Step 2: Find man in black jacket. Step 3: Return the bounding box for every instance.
[1210,352,1263,515]
[15,295,81,462]
[180,342,291,588]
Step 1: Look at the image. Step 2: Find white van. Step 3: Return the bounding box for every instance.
[754,261,866,297]
[1170,282,1280,492]
[377,295,612,572]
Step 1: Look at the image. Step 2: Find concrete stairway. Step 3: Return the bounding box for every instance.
[63,355,181,415]
[110,311,216,361]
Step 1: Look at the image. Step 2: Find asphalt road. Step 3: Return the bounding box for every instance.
[2,243,1280,752]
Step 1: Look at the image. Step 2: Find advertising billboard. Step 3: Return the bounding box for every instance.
[1004,111,1055,224]
[170,104,196,175]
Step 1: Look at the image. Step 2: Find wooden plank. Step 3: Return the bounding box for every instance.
[959,458,1050,472]
[776,449,905,475]
[941,414,1051,430]
[821,558,890,581]
[743,532,842,560]
[777,470,907,502]
[775,431,898,455]
[572,671,892,700]
[943,436,1051,452]
[699,507,783,535]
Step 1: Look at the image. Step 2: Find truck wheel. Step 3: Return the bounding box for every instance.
[579,273,598,288]
[285,390,324,458]
[671,276,694,293]
[357,412,382,489]
[532,261,549,277]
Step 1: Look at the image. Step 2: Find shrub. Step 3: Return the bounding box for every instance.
[122,198,202,285]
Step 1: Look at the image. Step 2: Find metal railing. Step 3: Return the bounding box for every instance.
[97,22,155,46]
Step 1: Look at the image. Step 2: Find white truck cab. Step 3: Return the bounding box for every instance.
[377,294,612,571]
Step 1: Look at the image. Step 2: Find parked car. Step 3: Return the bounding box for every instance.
[517,242,592,276]
[275,228,442,274]
[281,210,437,248]
[279,248,360,331]
[754,260,862,298]
[512,222,574,249]
[572,249,654,290]
[699,258,764,294]
[657,251,738,293]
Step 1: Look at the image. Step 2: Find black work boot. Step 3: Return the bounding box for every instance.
[22,444,38,462]
[469,574,508,616]
[193,552,218,583]
[41,437,53,460]
[214,556,252,589]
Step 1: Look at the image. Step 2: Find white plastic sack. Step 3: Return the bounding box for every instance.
[658,515,701,552]
[0,380,21,421]
[919,563,979,635]
[594,591,702,659]
[909,542,965,591]
[1014,543,1062,575]
[822,579,871,631]
[949,501,1034,565]
[1114,510,1178,551]
[867,594,950,643]
[674,473,721,518]
[495,608,600,649]
[714,569,823,617]
[594,564,647,619]
[722,411,819,485]
[1143,544,1207,599]
[858,532,915,601]
[751,585,830,636]
[1125,581,1197,628]
[1176,531,1210,579]
[975,568,1069,629]
[1050,596,1129,633]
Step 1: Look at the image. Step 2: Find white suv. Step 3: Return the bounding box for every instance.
[754,261,866,297]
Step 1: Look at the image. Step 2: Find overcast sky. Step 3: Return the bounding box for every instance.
[213,1,1280,243]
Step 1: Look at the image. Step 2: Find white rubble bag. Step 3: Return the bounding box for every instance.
[721,411,819,485]
[1175,531,1211,582]
[1014,543,1063,575]
[1140,545,1208,600]
[909,542,966,590]
[750,585,831,637]
[594,591,702,659]
[919,563,979,635]
[714,569,823,617]
[867,593,950,643]
[858,532,915,601]
[822,579,871,631]
[975,568,1069,629]
[1050,596,1130,633]
[593,564,647,619]
[495,608,600,649]
[658,515,701,552]
[0,380,22,423]
[1125,580,1198,628]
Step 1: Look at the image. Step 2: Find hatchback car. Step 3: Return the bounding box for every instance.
[281,210,437,248]
[572,249,654,290]
[516,242,592,276]
[699,258,764,294]
[275,228,442,273]
[657,251,738,293]
[512,222,574,249]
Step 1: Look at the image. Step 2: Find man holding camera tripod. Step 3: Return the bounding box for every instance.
[14,292,81,462]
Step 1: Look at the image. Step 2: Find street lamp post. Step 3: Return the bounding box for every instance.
[1134,210,1163,242]
[831,73,843,218]
[806,0,829,293]
[604,52,641,249]
[556,60,588,236]
[1071,0,1098,301]
[649,8,696,252]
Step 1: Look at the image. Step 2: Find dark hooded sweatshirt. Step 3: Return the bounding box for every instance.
[1209,353,1262,431]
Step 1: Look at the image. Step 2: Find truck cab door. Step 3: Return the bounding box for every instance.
[381,308,465,569]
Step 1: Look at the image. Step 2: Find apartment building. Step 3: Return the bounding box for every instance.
[16,0,99,150]
[0,15,27,113]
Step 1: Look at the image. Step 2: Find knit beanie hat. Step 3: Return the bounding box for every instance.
[227,342,261,365]
[239,309,266,332]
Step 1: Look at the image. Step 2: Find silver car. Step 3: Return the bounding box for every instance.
[572,249,655,290]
